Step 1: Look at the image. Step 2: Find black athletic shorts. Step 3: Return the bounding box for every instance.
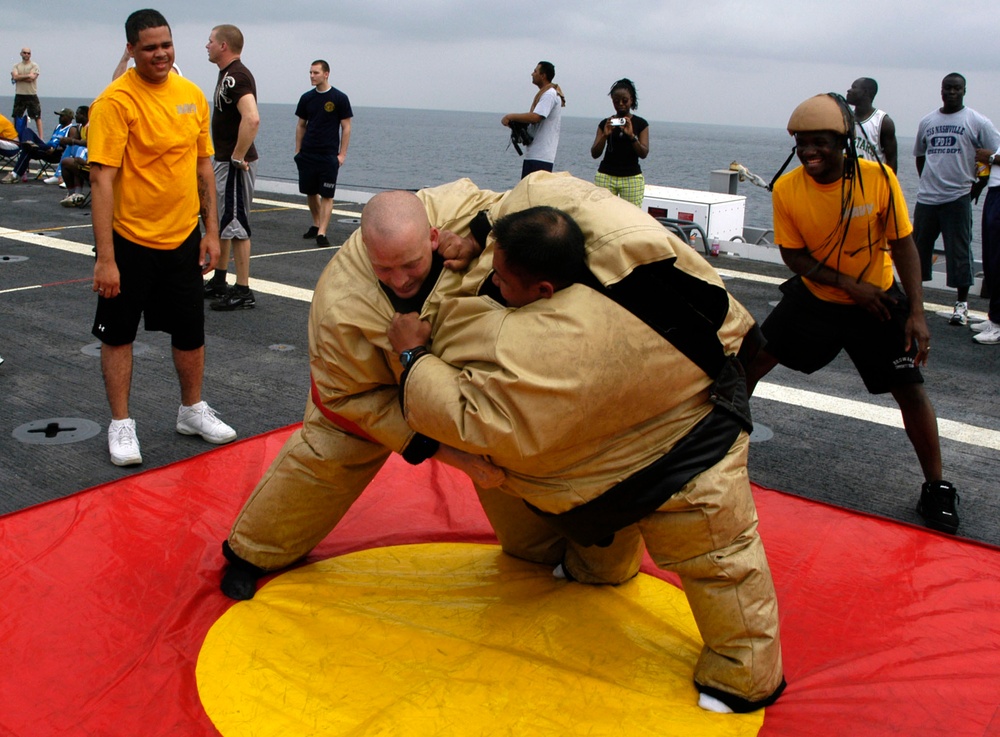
[761,276,923,394]
[294,151,339,198]
[91,228,205,350]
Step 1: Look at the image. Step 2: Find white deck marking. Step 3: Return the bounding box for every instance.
[1,225,994,447]
[754,382,1000,451]
[252,197,361,218]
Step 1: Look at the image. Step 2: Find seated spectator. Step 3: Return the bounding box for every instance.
[0,113,19,154]
[59,107,89,206]
[1,107,74,183]
[44,106,88,186]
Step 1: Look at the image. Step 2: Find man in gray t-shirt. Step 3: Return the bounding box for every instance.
[501,61,564,180]
[913,72,1000,325]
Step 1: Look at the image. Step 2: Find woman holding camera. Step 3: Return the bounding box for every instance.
[591,78,649,206]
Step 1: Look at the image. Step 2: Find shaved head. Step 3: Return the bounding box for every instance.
[361,191,437,299]
[361,190,430,245]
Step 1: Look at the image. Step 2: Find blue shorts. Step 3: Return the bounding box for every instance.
[295,151,339,198]
[761,276,923,394]
[92,228,205,350]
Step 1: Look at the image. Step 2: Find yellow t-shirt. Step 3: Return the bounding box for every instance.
[0,113,17,142]
[89,69,213,250]
[772,158,913,304]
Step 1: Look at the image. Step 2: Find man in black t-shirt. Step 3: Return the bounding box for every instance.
[295,59,353,247]
[204,24,260,311]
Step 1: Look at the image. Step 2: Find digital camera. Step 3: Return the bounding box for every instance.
[609,117,627,127]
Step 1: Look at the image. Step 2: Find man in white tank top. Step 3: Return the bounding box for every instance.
[846,77,898,172]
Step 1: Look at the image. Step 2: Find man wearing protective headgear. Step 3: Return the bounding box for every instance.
[745,93,961,535]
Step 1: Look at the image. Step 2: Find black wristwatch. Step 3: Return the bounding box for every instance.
[400,346,429,370]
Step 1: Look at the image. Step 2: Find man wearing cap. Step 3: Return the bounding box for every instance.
[744,93,961,535]
[10,47,42,138]
[1,107,73,183]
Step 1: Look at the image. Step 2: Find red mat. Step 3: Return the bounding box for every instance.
[1,426,998,736]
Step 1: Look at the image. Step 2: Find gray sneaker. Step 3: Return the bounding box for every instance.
[176,401,237,444]
[949,301,969,326]
[108,418,142,466]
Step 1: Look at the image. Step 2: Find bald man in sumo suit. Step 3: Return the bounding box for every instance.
[221,179,645,601]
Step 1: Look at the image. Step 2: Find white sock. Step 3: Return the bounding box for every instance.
[698,692,734,713]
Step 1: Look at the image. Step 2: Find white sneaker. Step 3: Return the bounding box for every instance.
[973,321,1000,344]
[949,301,969,326]
[971,319,996,333]
[43,176,59,185]
[108,418,142,466]
[176,401,237,444]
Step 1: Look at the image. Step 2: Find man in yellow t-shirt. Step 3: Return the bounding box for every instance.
[89,9,236,468]
[744,93,959,535]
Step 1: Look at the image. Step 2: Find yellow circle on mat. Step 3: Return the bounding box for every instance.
[198,543,764,736]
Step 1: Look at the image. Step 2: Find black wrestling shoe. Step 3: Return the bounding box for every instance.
[302,225,319,239]
[221,540,267,600]
[203,278,229,299]
[316,234,331,247]
[917,480,960,534]
[211,286,256,311]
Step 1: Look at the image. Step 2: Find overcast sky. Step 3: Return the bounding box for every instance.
[6,0,1000,136]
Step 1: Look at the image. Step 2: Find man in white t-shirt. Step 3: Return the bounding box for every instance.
[502,61,564,179]
[913,72,1000,325]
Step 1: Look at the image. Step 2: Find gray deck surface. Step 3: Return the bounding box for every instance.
[1,178,997,548]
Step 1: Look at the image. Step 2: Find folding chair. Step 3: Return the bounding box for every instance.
[0,146,19,176]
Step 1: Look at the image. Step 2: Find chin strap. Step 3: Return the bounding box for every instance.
[767,146,798,192]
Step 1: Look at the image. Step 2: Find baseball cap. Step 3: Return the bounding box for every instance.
[54,108,74,117]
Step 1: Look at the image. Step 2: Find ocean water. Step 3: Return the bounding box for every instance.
[3,96,972,240]
[254,104,798,229]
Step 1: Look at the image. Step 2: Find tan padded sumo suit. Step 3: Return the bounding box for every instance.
[399,172,784,711]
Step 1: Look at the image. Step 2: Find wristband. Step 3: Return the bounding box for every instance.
[400,345,429,371]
